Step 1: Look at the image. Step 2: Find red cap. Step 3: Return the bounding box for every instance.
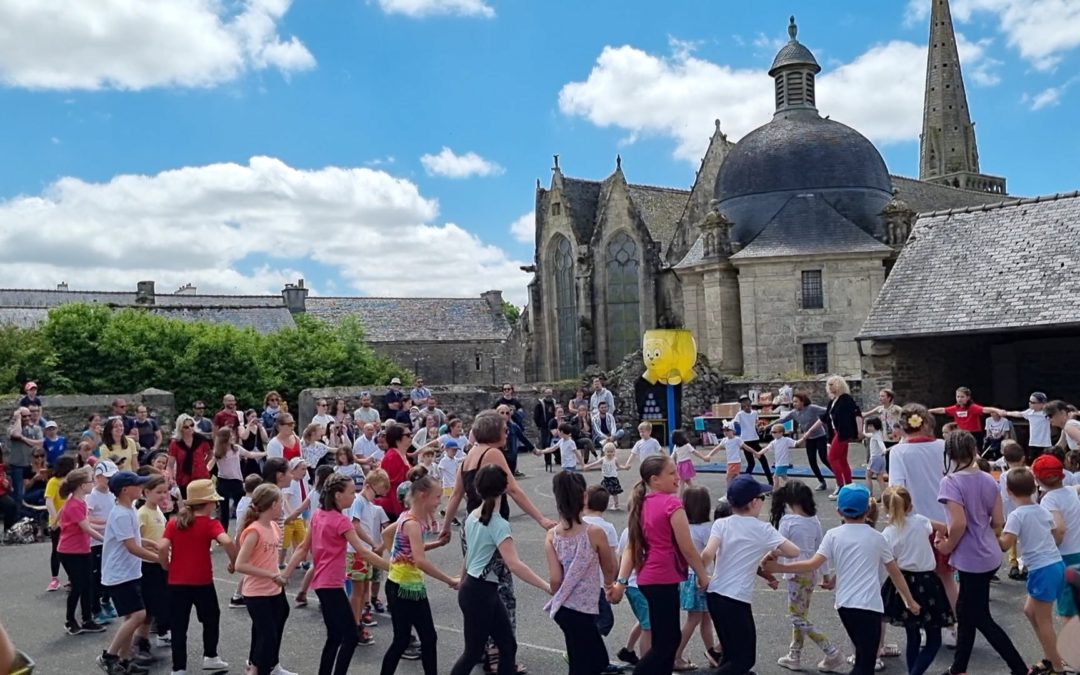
[24,381,37,392]
[1032,454,1065,483]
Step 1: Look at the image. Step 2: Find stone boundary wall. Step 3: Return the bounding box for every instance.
[1,389,177,442]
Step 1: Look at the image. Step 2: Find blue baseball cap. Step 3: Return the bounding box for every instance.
[726,475,772,508]
[108,471,151,495]
[837,484,871,517]
[443,439,459,449]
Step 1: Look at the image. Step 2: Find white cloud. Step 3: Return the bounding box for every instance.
[0,157,528,304]
[376,0,494,19]
[420,147,505,178]
[1026,86,1063,110]
[509,212,535,244]
[956,33,1002,86]
[0,0,315,91]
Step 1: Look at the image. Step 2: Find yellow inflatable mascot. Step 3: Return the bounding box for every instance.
[642,329,697,385]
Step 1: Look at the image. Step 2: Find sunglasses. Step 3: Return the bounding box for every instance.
[182,423,194,429]
[755,495,767,502]
[281,422,295,427]
[318,403,327,407]
[32,453,45,458]
[194,406,205,410]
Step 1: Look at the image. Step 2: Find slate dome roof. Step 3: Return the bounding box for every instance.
[769,41,818,75]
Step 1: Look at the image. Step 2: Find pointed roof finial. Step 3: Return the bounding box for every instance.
[616,154,622,170]
[788,16,797,41]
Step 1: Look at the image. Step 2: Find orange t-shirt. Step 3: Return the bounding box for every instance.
[240,520,283,597]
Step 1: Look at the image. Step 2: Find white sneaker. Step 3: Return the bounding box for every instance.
[270,666,298,675]
[153,633,172,648]
[777,652,803,670]
[817,651,846,672]
[845,654,884,671]
[827,488,840,501]
[203,656,229,670]
[944,626,957,648]
[171,671,187,675]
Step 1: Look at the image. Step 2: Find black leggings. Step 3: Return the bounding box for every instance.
[0,494,16,531]
[951,570,1027,675]
[141,562,170,636]
[743,441,772,482]
[59,552,93,624]
[316,587,358,675]
[906,623,941,675]
[634,583,680,674]
[91,546,109,613]
[451,577,516,675]
[380,580,438,675]
[246,592,290,675]
[169,583,221,671]
[838,607,882,675]
[805,436,831,483]
[554,606,607,675]
[50,526,61,577]
[216,478,244,532]
[707,593,756,674]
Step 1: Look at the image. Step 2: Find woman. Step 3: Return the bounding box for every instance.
[81,414,103,448]
[331,399,354,442]
[261,391,283,434]
[240,409,269,478]
[1048,400,1080,451]
[132,405,163,453]
[98,417,140,470]
[413,415,441,449]
[801,376,862,497]
[440,410,556,675]
[865,389,903,441]
[168,413,212,500]
[568,389,588,416]
[312,399,335,429]
[266,414,301,462]
[779,393,831,491]
[375,425,412,522]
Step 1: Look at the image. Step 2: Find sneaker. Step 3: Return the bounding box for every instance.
[372,599,387,613]
[777,652,802,671]
[817,651,846,672]
[153,633,172,648]
[827,489,839,501]
[47,577,61,592]
[361,611,377,627]
[944,627,957,648]
[97,652,122,675]
[203,656,229,670]
[408,635,420,649]
[81,620,107,633]
[94,611,115,625]
[270,666,298,675]
[358,627,374,645]
[616,648,638,665]
[1008,566,1024,580]
[401,645,422,660]
[121,660,149,675]
[512,470,526,478]
[845,654,884,671]
[65,621,83,635]
[816,482,829,491]
[228,595,246,608]
[299,561,311,571]
[294,591,308,607]
[102,602,119,620]
[170,671,187,675]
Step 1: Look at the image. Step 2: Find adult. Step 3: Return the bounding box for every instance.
[590,401,625,447]
[409,378,432,407]
[330,399,354,440]
[780,393,831,491]
[352,423,380,467]
[935,431,1028,675]
[132,405,162,453]
[375,424,412,521]
[589,378,615,414]
[439,418,469,451]
[190,401,213,435]
[18,381,42,409]
[421,397,446,428]
[266,414,300,462]
[495,384,524,420]
[497,405,533,478]
[864,389,903,441]
[213,393,243,433]
[99,417,139,470]
[167,413,212,500]
[393,399,414,427]
[533,388,558,450]
[803,376,862,496]
[384,377,405,416]
[81,414,103,448]
[260,391,283,433]
[413,415,442,449]
[735,396,772,484]
[108,398,136,434]
[567,389,588,416]
[311,398,335,429]
[1048,400,1080,451]
[352,392,381,427]
[239,409,269,478]
[439,410,557,674]
[26,404,46,431]
[5,408,38,514]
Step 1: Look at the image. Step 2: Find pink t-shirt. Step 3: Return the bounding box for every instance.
[58,498,91,554]
[636,492,688,585]
[310,508,353,590]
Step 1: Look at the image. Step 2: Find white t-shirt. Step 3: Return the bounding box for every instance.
[689,521,712,553]
[352,435,379,460]
[1039,488,1080,556]
[86,488,115,549]
[1004,504,1062,571]
[999,468,1021,517]
[350,493,388,552]
[1065,471,1079,487]
[719,436,744,465]
[1021,409,1051,447]
[583,515,618,551]
[617,528,638,587]
[437,451,464,488]
[673,444,696,463]
[312,413,335,429]
[557,438,579,470]
[984,416,1012,440]
[883,514,935,572]
[353,407,380,425]
[283,479,305,516]
[734,410,760,442]
[1065,419,1080,451]
[101,503,143,586]
[768,437,796,467]
[817,523,893,612]
[888,439,947,522]
[868,432,886,459]
[601,457,619,478]
[631,437,663,462]
[335,462,364,488]
[706,515,786,602]
[234,495,252,537]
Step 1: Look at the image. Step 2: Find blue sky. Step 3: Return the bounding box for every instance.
[0,0,1076,305]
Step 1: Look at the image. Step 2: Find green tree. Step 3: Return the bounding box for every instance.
[501,301,521,324]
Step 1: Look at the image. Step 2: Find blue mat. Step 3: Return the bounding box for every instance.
[697,462,867,479]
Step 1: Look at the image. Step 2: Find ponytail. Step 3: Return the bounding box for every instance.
[626,479,648,572]
[176,502,195,530]
[240,484,282,533]
[882,486,910,529]
[213,428,232,460]
[474,464,508,526]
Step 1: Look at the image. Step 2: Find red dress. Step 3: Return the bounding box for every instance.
[168,438,212,488]
[375,449,408,519]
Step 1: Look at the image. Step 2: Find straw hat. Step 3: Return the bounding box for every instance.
[184,479,223,505]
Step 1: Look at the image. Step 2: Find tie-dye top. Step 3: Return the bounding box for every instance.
[543,526,600,618]
[388,512,429,599]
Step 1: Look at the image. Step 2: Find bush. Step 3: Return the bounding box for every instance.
[0,304,409,409]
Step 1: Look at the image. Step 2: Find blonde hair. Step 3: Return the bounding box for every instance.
[603,442,617,455]
[301,422,324,445]
[173,413,195,439]
[882,486,911,529]
[365,468,390,489]
[637,421,653,432]
[826,375,850,397]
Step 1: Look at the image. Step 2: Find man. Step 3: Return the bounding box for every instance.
[394,398,414,426]
[7,407,41,514]
[18,381,42,409]
[590,401,625,448]
[497,404,533,477]
[352,423,380,469]
[384,377,405,415]
[495,383,524,416]
[353,392,381,426]
[190,401,213,435]
[409,378,432,407]
[26,404,45,431]
[533,388,558,450]
[213,393,242,433]
[132,405,162,453]
[109,398,136,433]
[422,397,446,428]
[589,377,616,414]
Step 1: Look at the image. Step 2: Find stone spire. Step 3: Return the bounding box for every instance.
[919,0,1006,194]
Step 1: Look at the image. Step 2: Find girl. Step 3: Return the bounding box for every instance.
[57,468,106,635]
[45,455,76,592]
[208,428,265,532]
[235,483,295,675]
[674,486,721,671]
[136,474,170,659]
[293,465,336,608]
[145,451,177,515]
[379,475,458,675]
[158,479,237,674]
[544,470,616,675]
[284,473,390,675]
[881,486,954,675]
[710,422,753,480]
[770,481,844,673]
[584,442,624,509]
[450,465,550,675]
[670,430,714,492]
[864,418,887,500]
[757,423,800,490]
[334,446,363,488]
[301,423,333,470]
[610,455,711,675]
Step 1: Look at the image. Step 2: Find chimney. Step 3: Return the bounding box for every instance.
[56,282,69,291]
[135,280,156,305]
[282,278,308,314]
[174,283,197,295]
[481,290,504,313]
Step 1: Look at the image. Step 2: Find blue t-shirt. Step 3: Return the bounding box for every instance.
[43,436,68,467]
[463,511,513,581]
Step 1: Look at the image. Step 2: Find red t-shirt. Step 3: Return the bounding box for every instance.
[213,409,241,431]
[944,403,985,433]
[164,515,226,585]
[169,438,212,487]
[58,498,91,554]
[375,449,408,518]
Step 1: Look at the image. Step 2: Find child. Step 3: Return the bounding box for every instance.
[377,474,457,675]
[701,475,799,674]
[769,481,844,672]
[544,471,616,675]
[135,474,170,660]
[57,468,106,635]
[674,486,721,671]
[437,439,464,523]
[235,483,295,675]
[880,486,954,675]
[536,423,582,472]
[281,457,311,568]
[333,445,364,489]
[614,524,650,666]
[158,479,236,674]
[758,423,800,490]
[670,430,714,491]
[766,484,920,675]
[346,468,389,646]
[735,396,772,483]
[87,460,118,625]
[582,485,619,642]
[1002,392,1051,464]
[983,409,1013,460]
[929,386,988,449]
[999,440,1028,580]
[45,455,76,592]
[1000,467,1066,674]
[622,422,664,470]
[1031,455,1080,620]
[293,465,335,607]
[284,473,390,675]
[418,447,436,478]
[229,474,265,608]
[97,471,158,675]
[584,442,624,509]
[710,421,754,479]
[147,451,177,515]
[863,418,887,500]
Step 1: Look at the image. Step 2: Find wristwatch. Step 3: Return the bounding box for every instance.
[615,576,629,585]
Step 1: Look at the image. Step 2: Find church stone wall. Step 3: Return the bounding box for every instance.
[370,340,520,387]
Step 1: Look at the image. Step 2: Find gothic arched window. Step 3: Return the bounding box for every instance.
[605,231,641,366]
[552,236,579,378]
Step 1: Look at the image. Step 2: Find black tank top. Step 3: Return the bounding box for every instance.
[462,446,509,519]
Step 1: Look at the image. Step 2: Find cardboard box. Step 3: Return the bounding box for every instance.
[711,402,740,418]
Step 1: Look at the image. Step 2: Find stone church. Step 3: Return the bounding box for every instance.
[521,1,1010,382]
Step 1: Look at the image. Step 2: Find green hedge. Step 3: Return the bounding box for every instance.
[0,304,409,410]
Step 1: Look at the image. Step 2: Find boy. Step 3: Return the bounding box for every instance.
[535,422,582,472]
[622,422,663,470]
[710,421,755,479]
[42,420,68,468]
[281,457,311,567]
[1031,455,1080,619]
[999,441,1028,580]
[863,418,887,500]
[1000,467,1066,673]
[757,423,800,489]
[418,447,436,477]
[97,471,157,675]
[349,468,389,645]
[437,439,465,525]
[88,460,119,626]
[930,387,988,449]
[583,486,618,640]
[228,473,265,608]
[735,396,772,483]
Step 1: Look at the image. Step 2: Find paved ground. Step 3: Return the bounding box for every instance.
[0,448,1052,674]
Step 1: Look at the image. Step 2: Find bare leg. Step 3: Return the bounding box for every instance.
[1025,596,1063,669]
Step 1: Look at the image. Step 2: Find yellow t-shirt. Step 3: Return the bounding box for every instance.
[45,476,67,527]
[138,504,167,542]
[99,438,138,469]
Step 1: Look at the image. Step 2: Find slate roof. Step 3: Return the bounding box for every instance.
[890,175,1007,214]
[305,297,512,343]
[770,40,820,74]
[673,234,707,270]
[858,191,1080,340]
[627,184,690,257]
[729,194,893,261]
[561,177,602,244]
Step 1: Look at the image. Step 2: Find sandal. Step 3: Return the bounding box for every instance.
[880,643,901,658]
[483,646,499,674]
[705,648,722,668]
[673,658,698,671]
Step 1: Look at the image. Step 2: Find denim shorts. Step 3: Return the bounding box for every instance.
[625,586,651,630]
[868,455,886,474]
[1028,561,1065,603]
[774,464,792,477]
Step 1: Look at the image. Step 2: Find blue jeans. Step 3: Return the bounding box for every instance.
[596,590,614,637]
[6,465,27,516]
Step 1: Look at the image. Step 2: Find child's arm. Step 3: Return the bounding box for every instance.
[935,500,968,555]
[591,527,617,587]
[353,518,378,549]
[764,552,827,575]
[401,519,457,587]
[574,448,584,467]
[884,560,920,614]
[344,529,391,572]
[497,536,550,593]
[533,443,558,455]
[215,532,239,570]
[583,457,603,470]
[691,447,713,461]
[544,529,564,595]
[753,442,771,459]
[997,530,1017,552]
[927,406,947,414]
[79,517,105,543]
[285,494,310,523]
[928,519,948,537]
[1050,509,1067,547]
